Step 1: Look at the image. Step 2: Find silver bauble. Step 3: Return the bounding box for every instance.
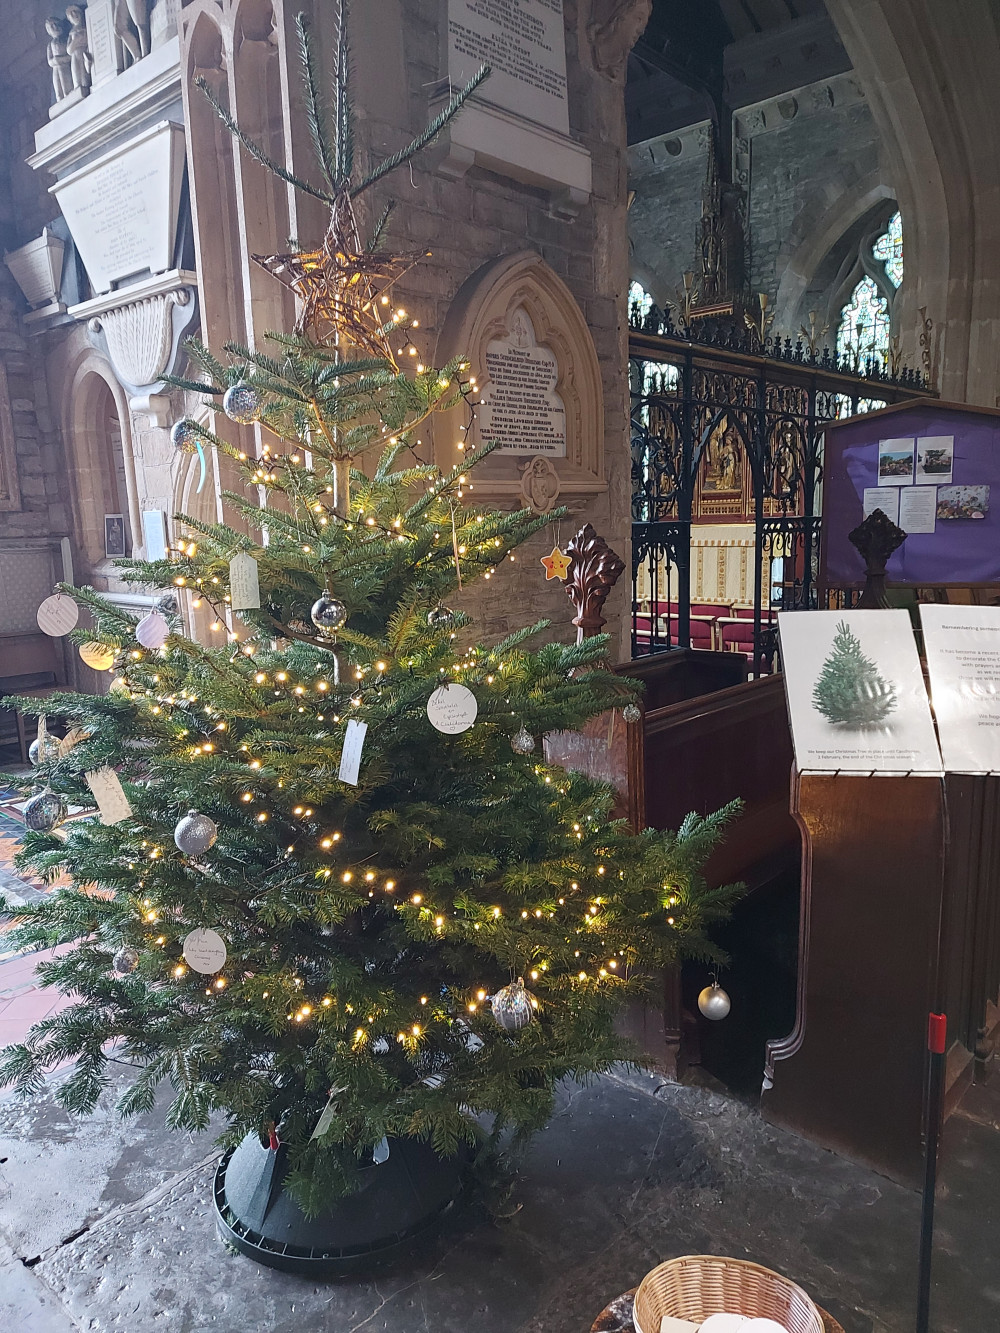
[23,788,68,832]
[490,977,535,1032]
[511,726,535,755]
[29,734,61,765]
[156,591,179,616]
[174,809,218,856]
[310,593,348,637]
[622,703,642,725]
[170,418,201,451]
[222,382,263,424]
[112,946,140,975]
[427,604,455,629]
[697,983,732,1021]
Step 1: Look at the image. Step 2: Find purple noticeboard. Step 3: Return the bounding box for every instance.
[822,399,1000,587]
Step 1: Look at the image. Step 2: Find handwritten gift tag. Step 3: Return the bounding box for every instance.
[36,593,79,637]
[229,553,261,611]
[338,719,368,785]
[182,927,228,974]
[84,767,133,825]
[426,684,478,734]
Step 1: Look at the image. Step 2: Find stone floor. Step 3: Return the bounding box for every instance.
[1,1054,999,1333]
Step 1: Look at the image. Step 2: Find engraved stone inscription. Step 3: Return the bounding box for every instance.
[448,0,569,134]
[52,124,184,293]
[479,308,566,457]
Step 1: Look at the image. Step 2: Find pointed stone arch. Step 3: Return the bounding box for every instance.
[434,250,606,501]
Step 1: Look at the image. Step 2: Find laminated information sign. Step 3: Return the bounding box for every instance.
[920,604,1000,772]
[778,609,942,773]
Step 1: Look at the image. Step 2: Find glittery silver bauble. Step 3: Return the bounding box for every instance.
[112,946,139,975]
[310,593,348,637]
[170,418,201,451]
[156,592,179,616]
[490,977,534,1032]
[622,703,641,725]
[697,983,732,1021]
[28,734,61,765]
[23,788,68,832]
[173,809,218,856]
[511,726,535,755]
[427,604,455,629]
[222,382,263,424]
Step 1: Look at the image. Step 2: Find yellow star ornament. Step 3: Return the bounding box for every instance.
[540,546,572,581]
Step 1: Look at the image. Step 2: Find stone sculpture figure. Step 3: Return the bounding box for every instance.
[113,0,150,64]
[65,5,92,91]
[45,15,72,102]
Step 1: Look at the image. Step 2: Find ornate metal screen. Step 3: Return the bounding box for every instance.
[629,309,935,673]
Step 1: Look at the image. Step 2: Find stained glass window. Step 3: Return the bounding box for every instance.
[629,280,653,323]
[836,276,890,373]
[873,211,903,288]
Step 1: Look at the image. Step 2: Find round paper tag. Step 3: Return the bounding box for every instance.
[36,593,79,637]
[182,927,227,974]
[135,610,169,650]
[426,683,478,734]
[79,641,116,672]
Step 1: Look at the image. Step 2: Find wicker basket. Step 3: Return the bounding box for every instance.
[633,1256,824,1333]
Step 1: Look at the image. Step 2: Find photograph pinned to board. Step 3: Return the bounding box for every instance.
[936,484,990,520]
[877,437,915,484]
[777,609,942,773]
[915,434,954,483]
[862,487,900,525]
[920,604,1000,773]
[898,486,937,534]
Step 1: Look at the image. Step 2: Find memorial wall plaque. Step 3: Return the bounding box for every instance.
[51,121,186,294]
[448,0,569,135]
[478,308,566,457]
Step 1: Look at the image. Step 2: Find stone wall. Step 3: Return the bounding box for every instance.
[337,0,635,654]
[628,71,892,343]
[0,0,74,552]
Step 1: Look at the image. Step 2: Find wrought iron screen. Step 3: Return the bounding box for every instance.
[630,308,935,673]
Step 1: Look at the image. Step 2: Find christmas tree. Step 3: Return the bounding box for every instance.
[812,619,897,726]
[0,10,741,1220]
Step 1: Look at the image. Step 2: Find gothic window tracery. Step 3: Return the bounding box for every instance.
[834,210,903,417]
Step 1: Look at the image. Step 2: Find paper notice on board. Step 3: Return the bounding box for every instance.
[877,437,915,485]
[899,487,937,534]
[863,487,899,525]
[920,604,1000,772]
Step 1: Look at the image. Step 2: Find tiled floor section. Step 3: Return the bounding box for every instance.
[0,944,74,1048]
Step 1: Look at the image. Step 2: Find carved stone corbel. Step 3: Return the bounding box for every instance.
[86,282,199,423]
[585,0,652,80]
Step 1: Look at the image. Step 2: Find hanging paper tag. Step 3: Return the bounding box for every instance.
[79,641,116,672]
[309,1085,346,1141]
[182,927,227,974]
[338,719,368,785]
[229,553,261,611]
[36,593,79,637]
[372,1136,390,1165]
[426,684,478,734]
[84,767,133,825]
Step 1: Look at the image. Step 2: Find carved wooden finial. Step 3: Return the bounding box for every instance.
[848,508,907,608]
[563,523,626,642]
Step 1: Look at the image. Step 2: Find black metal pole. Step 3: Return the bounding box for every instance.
[916,1011,947,1333]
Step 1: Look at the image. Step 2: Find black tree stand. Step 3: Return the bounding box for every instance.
[214,1133,465,1276]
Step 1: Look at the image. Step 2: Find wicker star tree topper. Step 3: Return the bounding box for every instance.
[197,11,487,365]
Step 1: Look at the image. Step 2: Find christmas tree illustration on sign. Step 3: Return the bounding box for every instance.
[812,619,898,727]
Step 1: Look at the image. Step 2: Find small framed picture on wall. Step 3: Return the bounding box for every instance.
[105,514,126,558]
